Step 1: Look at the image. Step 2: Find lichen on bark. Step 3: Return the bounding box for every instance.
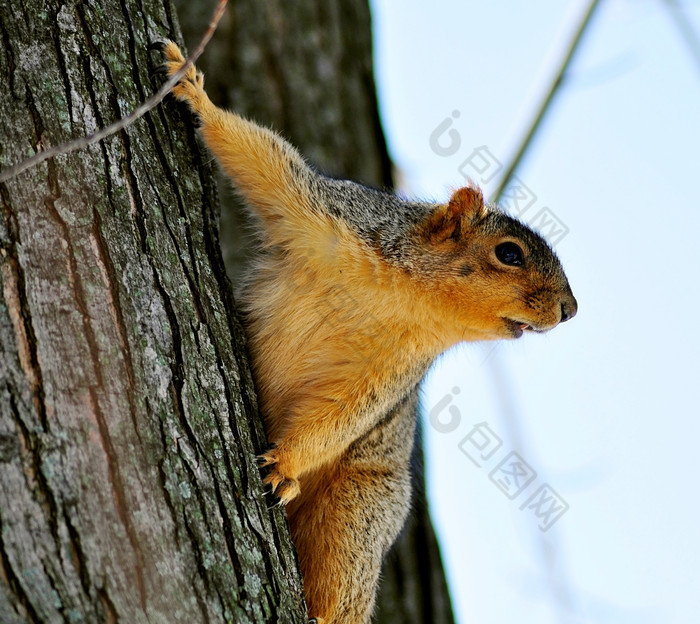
[0,1,305,622]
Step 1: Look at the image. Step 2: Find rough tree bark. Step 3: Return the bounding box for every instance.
[0,1,306,623]
[174,2,455,622]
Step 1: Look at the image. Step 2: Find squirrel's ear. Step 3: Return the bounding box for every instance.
[423,186,487,243]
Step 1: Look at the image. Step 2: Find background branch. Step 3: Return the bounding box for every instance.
[492,0,602,203]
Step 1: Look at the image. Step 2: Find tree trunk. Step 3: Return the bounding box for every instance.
[0,1,305,622]
[174,2,455,622]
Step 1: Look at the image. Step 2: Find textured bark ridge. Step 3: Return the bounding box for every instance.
[175,2,455,622]
[0,1,305,623]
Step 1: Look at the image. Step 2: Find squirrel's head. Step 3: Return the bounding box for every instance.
[410,185,577,343]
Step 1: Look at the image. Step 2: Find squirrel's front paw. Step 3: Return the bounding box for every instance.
[150,40,206,122]
[257,448,301,505]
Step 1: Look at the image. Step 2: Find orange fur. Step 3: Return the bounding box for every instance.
[158,41,577,623]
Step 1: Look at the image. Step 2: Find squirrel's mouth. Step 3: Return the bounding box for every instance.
[504,319,547,338]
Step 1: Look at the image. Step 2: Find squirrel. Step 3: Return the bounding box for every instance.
[155,41,577,624]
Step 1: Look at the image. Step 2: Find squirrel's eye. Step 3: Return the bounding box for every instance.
[495,242,524,266]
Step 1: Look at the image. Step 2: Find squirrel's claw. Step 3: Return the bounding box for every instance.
[256,451,278,467]
[150,65,169,77]
[267,498,285,511]
[262,469,300,505]
[147,40,168,52]
[258,446,300,504]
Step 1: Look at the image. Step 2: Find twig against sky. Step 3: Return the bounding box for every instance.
[492,0,602,204]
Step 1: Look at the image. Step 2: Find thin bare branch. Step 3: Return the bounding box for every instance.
[0,0,228,183]
[492,0,602,203]
[663,0,700,78]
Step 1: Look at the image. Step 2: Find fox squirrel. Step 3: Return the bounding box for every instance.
[155,41,577,624]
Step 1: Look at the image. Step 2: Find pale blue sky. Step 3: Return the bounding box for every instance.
[371,1,700,622]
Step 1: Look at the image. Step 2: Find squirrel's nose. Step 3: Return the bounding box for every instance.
[560,295,578,323]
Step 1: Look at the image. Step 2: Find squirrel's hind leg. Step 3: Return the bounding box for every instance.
[288,389,418,624]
